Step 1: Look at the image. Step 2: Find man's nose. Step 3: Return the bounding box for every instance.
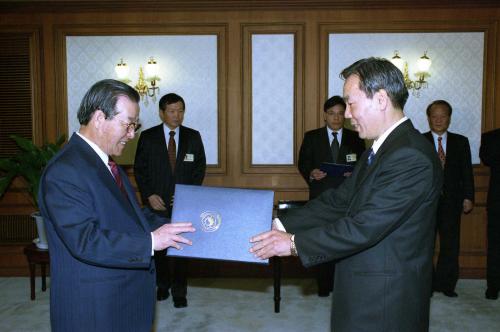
[127,130,135,139]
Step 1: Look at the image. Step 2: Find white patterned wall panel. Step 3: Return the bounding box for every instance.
[252,34,294,165]
[66,35,218,164]
[329,33,484,164]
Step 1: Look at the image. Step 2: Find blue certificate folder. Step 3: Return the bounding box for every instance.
[320,162,354,177]
[167,184,274,264]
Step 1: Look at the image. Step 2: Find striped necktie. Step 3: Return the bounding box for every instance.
[437,136,446,168]
[108,158,127,196]
[367,148,375,166]
[168,131,176,172]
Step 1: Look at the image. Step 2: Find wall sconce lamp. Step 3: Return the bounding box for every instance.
[390,50,432,97]
[114,57,161,104]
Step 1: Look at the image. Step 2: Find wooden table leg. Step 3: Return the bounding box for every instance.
[41,263,47,292]
[273,256,281,313]
[29,262,36,300]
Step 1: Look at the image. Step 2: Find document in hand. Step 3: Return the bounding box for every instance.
[320,162,354,177]
[167,184,274,264]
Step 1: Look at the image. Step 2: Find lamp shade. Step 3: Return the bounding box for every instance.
[115,58,130,80]
[145,57,159,78]
[417,52,432,73]
[390,51,405,72]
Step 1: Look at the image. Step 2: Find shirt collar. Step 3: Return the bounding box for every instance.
[76,131,109,165]
[371,116,408,154]
[431,131,448,141]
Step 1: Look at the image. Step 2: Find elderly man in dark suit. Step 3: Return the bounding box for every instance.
[423,100,475,298]
[38,79,195,332]
[251,57,442,332]
[134,93,206,308]
[298,95,365,296]
[480,128,500,300]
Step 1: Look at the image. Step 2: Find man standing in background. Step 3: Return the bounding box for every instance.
[135,93,206,308]
[480,128,500,300]
[298,95,365,297]
[423,99,474,297]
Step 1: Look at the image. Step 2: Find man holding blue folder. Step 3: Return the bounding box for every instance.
[251,57,442,332]
[298,95,365,200]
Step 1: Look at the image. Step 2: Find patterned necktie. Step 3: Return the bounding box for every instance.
[331,132,340,163]
[168,131,176,172]
[367,148,375,166]
[437,136,446,168]
[108,158,127,196]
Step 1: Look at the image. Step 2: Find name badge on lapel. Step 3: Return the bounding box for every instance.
[184,153,194,162]
[346,153,357,163]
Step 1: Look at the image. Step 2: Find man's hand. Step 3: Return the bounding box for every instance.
[463,199,474,214]
[152,223,195,251]
[310,169,327,181]
[249,230,293,259]
[148,194,167,211]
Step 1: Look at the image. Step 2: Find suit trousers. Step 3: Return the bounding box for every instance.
[154,250,188,298]
[487,208,500,290]
[316,261,335,295]
[434,196,462,292]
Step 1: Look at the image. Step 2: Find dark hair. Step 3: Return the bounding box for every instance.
[323,95,346,112]
[77,79,140,125]
[426,100,453,117]
[340,57,409,111]
[159,93,185,111]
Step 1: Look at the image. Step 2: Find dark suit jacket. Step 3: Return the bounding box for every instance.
[298,127,365,198]
[283,120,443,331]
[423,131,475,206]
[134,124,206,217]
[39,134,166,332]
[480,128,500,209]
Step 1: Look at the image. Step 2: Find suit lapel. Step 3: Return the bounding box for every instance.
[121,169,151,231]
[353,120,414,190]
[153,125,173,175]
[338,130,352,164]
[320,127,334,162]
[72,134,148,232]
[444,132,455,161]
[176,126,187,170]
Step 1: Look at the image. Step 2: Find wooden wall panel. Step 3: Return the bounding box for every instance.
[0,3,499,277]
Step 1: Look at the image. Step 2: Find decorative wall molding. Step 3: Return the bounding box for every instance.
[1,0,500,13]
[242,23,305,174]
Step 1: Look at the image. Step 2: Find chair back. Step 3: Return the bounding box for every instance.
[276,200,307,218]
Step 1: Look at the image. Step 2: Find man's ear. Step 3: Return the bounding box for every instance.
[92,109,106,130]
[375,89,389,111]
[159,109,164,122]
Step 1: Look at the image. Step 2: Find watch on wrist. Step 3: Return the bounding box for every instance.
[290,234,298,256]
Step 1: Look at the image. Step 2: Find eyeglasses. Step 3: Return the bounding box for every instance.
[118,120,142,133]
